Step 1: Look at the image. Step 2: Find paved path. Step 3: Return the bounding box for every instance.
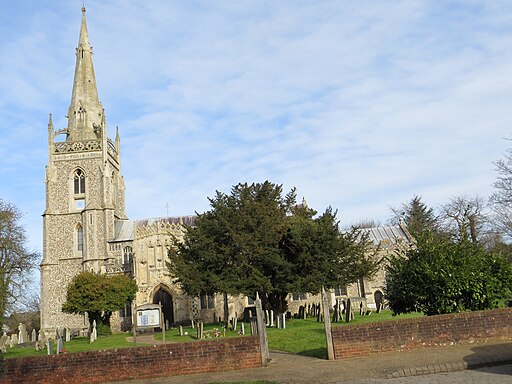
[345,364,512,383]
[118,338,512,384]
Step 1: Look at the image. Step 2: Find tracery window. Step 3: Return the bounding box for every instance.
[123,246,133,265]
[74,169,85,194]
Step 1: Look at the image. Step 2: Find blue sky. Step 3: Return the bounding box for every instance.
[2,0,512,258]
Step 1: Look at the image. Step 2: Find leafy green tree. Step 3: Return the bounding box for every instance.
[62,272,137,334]
[168,181,375,314]
[386,232,512,316]
[0,199,39,328]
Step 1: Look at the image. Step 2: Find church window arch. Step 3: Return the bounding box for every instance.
[72,169,86,211]
[74,169,86,194]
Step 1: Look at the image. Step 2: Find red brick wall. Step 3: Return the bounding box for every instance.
[0,336,261,384]
[332,308,512,359]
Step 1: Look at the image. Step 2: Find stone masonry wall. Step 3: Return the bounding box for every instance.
[0,336,261,384]
[332,307,512,358]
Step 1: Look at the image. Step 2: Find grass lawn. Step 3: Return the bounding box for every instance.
[267,310,423,359]
[2,332,147,359]
[1,310,422,360]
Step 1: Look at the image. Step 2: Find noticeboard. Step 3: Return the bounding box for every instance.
[135,306,161,328]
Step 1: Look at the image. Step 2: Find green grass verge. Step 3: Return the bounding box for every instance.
[1,310,422,360]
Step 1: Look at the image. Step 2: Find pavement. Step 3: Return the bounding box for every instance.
[118,337,512,384]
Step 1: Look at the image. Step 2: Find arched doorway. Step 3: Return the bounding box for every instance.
[374,290,384,313]
[152,285,174,327]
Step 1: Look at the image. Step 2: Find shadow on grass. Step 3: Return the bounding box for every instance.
[297,347,327,359]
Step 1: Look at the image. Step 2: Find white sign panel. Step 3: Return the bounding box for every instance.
[136,308,161,327]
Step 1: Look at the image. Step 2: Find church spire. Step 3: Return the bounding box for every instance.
[66,6,103,142]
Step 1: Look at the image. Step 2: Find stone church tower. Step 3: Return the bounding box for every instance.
[40,7,128,330]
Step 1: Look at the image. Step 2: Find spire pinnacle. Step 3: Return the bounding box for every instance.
[66,6,103,142]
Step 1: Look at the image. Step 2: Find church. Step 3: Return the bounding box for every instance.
[40,7,414,333]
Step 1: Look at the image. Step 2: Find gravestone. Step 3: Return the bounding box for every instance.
[282,314,286,329]
[47,339,53,355]
[0,334,7,353]
[345,298,352,323]
[65,328,71,342]
[56,337,64,354]
[196,322,204,339]
[10,334,18,347]
[249,317,258,335]
[31,329,37,342]
[18,323,28,344]
[179,325,183,336]
[90,320,97,343]
[240,322,245,335]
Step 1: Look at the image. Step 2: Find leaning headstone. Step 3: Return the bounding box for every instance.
[321,287,335,360]
[255,293,270,366]
[265,310,269,326]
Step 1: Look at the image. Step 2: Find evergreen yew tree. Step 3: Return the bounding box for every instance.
[62,272,137,334]
[390,195,439,237]
[168,181,376,314]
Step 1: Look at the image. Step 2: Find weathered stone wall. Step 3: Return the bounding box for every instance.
[332,308,512,358]
[0,337,261,384]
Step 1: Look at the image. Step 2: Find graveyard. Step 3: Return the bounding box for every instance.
[0,309,421,360]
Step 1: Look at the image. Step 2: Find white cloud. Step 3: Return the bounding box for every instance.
[1,0,512,259]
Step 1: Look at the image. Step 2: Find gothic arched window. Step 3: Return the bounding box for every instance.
[74,169,85,195]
